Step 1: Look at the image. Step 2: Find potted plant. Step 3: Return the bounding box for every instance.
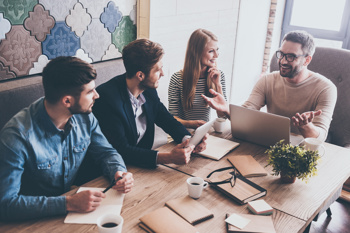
[265,140,320,183]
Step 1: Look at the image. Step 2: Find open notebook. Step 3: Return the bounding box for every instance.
[64,187,124,224]
[156,135,239,161]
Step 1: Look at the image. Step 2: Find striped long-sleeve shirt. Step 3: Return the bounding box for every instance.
[168,70,227,122]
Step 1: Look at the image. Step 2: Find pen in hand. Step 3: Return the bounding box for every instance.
[102,175,124,193]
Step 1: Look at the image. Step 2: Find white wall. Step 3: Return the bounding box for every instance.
[230,0,271,105]
[148,0,240,108]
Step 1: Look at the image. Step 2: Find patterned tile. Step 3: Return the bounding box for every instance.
[102,44,122,61]
[29,54,49,74]
[100,1,122,33]
[78,0,109,19]
[0,12,11,39]
[0,25,41,76]
[111,0,136,16]
[0,0,37,25]
[66,2,91,37]
[39,0,76,21]
[0,61,16,80]
[112,16,136,53]
[24,4,55,42]
[74,48,92,63]
[42,21,80,59]
[129,4,136,25]
[81,19,110,62]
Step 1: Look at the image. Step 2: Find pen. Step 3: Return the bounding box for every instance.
[102,175,124,193]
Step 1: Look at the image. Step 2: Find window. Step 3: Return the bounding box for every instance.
[281,0,350,50]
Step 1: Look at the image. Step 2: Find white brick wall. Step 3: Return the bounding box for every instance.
[148,0,241,108]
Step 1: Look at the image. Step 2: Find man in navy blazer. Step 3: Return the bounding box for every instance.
[93,39,207,168]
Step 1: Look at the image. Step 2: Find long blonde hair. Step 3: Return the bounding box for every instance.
[182,29,218,110]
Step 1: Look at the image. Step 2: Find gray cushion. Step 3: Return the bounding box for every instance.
[270,47,350,148]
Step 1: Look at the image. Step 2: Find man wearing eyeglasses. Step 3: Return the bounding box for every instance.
[203,30,337,141]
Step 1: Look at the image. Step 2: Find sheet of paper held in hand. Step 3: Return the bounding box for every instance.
[64,187,124,224]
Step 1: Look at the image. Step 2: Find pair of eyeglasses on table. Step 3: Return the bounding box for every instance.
[206,166,237,188]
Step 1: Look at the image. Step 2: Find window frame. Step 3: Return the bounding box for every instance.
[281,0,350,49]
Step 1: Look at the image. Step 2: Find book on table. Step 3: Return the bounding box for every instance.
[227,155,267,177]
[139,196,213,232]
[165,196,214,224]
[225,213,276,233]
[208,174,267,205]
[198,135,240,160]
[139,207,198,233]
[247,199,273,215]
[156,135,239,161]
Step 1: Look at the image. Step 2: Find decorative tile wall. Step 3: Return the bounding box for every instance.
[0,0,136,81]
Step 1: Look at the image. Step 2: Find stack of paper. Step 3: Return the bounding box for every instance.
[248,200,273,215]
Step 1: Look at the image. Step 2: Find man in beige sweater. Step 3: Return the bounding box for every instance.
[202,30,337,141]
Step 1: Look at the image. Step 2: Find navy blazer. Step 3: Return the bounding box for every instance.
[93,74,190,168]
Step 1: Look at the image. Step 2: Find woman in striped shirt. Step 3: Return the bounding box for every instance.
[168,29,227,128]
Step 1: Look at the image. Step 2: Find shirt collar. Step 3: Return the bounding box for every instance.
[127,89,146,108]
[36,98,77,138]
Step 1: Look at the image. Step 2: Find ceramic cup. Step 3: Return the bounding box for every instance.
[301,138,326,157]
[213,118,226,133]
[97,213,123,233]
[187,177,208,199]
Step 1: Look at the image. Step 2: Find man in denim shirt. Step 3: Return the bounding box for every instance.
[0,57,134,221]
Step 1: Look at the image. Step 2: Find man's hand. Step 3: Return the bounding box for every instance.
[292,110,322,138]
[66,190,105,212]
[113,171,134,193]
[193,133,208,153]
[169,139,194,165]
[202,89,230,118]
[292,110,322,127]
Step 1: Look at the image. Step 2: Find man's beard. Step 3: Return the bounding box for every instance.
[68,101,93,114]
[279,61,303,79]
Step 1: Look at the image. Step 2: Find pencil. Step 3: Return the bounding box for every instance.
[102,175,124,193]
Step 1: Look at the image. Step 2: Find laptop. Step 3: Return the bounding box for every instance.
[229,104,303,147]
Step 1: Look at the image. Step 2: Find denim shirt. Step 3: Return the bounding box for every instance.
[0,98,127,221]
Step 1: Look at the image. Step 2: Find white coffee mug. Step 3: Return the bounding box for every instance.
[301,138,326,157]
[214,118,226,133]
[187,177,208,199]
[97,213,123,233]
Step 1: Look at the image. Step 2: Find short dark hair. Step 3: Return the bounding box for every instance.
[42,56,96,104]
[282,30,315,56]
[122,39,164,78]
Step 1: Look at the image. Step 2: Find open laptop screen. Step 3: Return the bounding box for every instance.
[229,104,291,147]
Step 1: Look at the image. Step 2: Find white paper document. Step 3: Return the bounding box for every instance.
[64,187,124,224]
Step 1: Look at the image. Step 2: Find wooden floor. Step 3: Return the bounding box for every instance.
[310,199,350,233]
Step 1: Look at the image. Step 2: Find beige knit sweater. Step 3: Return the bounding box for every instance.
[243,71,337,141]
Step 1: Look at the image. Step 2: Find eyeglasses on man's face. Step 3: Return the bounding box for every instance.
[276,50,306,62]
[206,166,237,188]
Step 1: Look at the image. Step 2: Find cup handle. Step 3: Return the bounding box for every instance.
[319,144,326,157]
[203,181,208,189]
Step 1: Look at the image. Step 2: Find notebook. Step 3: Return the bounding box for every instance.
[165,196,214,224]
[229,104,304,147]
[209,174,266,205]
[247,200,273,215]
[226,213,276,233]
[198,135,240,160]
[64,187,124,224]
[227,155,267,177]
[139,207,198,233]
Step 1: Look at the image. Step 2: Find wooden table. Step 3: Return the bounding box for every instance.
[1,128,349,233]
[164,129,350,233]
